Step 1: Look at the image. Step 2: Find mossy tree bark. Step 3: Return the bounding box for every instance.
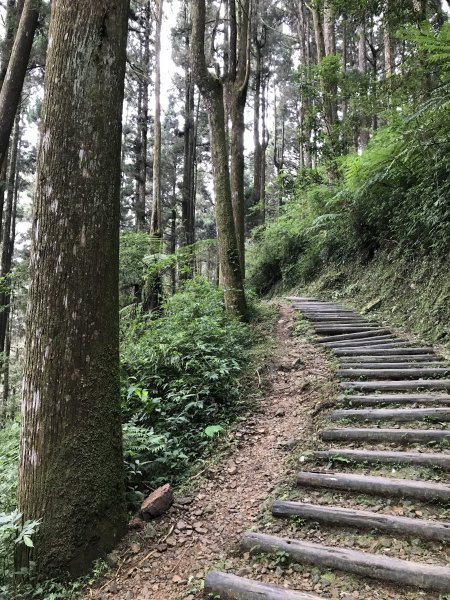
[190,0,247,319]
[17,0,129,578]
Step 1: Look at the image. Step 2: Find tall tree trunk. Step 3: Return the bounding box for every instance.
[181,3,196,251]
[190,0,247,318]
[151,0,163,236]
[260,73,269,221]
[0,113,19,356]
[136,1,150,231]
[323,0,336,56]
[228,0,251,278]
[0,0,25,243]
[357,24,370,149]
[383,1,393,79]
[144,0,164,313]
[0,0,42,165]
[310,5,325,62]
[252,38,262,223]
[17,0,129,578]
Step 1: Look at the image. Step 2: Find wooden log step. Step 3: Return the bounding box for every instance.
[304,317,373,323]
[333,342,417,351]
[204,572,324,600]
[323,336,401,348]
[337,393,450,406]
[331,407,450,421]
[342,355,442,363]
[286,296,318,302]
[271,500,450,541]
[318,329,390,343]
[338,368,450,380]
[313,325,377,334]
[340,362,444,369]
[334,348,434,356]
[313,448,450,469]
[322,427,450,443]
[241,532,450,593]
[341,380,450,391]
[296,471,450,502]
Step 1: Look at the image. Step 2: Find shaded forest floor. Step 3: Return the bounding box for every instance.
[87,305,333,600]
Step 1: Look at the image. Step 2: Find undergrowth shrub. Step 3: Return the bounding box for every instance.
[120,277,250,492]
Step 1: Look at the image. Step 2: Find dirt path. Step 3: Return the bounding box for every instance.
[88,305,333,600]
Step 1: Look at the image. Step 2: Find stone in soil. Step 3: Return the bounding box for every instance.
[141,483,174,520]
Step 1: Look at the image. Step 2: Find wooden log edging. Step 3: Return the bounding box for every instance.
[318,329,390,343]
[313,448,450,469]
[331,407,450,422]
[271,501,450,541]
[204,572,325,600]
[241,532,450,593]
[296,471,450,502]
[334,348,433,356]
[337,394,450,406]
[322,336,400,348]
[341,380,450,391]
[341,355,442,363]
[322,427,450,443]
[338,368,450,380]
[340,362,444,369]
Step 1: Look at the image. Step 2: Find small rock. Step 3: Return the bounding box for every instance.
[172,575,182,584]
[141,484,174,520]
[130,543,141,554]
[128,517,145,530]
[279,438,299,450]
[107,581,118,594]
[275,408,286,417]
[228,462,238,475]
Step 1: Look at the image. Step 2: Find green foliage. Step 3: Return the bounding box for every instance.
[249,22,450,295]
[120,277,250,492]
[0,421,19,514]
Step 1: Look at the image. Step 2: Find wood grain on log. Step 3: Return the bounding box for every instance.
[337,393,450,406]
[322,427,450,443]
[241,532,450,592]
[334,348,434,356]
[296,471,450,501]
[341,380,450,391]
[339,362,444,369]
[338,368,450,379]
[272,501,450,540]
[341,355,441,363]
[313,448,450,468]
[204,572,324,600]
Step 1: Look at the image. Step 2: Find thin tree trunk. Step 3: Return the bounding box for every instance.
[190,0,247,318]
[228,0,251,278]
[17,0,129,578]
[357,24,369,149]
[151,0,163,236]
[0,113,19,355]
[181,4,196,250]
[136,1,150,231]
[0,0,42,165]
[252,40,262,223]
[383,1,393,79]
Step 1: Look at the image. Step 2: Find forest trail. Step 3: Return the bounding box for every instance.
[90,300,450,600]
[88,305,332,600]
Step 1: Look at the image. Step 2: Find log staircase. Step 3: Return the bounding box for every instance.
[204,298,450,599]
